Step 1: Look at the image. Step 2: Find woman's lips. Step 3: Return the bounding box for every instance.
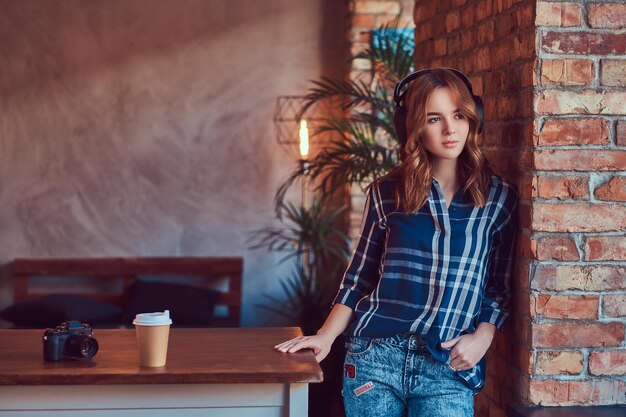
[442,141,459,148]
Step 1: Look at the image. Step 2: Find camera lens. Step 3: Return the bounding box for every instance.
[66,335,99,359]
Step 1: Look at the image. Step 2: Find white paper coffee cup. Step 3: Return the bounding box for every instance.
[133,310,172,367]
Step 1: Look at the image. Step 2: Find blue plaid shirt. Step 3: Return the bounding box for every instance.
[333,174,518,394]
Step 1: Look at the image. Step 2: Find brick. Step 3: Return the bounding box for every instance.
[496,94,515,119]
[532,322,624,348]
[588,3,626,29]
[537,118,609,146]
[436,0,451,14]
[535,90,626,115]
[532,203,626,232]
[455,28,478,53]
[354,1,400,15]
[414,1,438,24]
[515,288,533,317]
[584,235,626,261]
[514,345,534,374]
[536,175,590,200]
[542,31,626,55]
[477,20,495,44]
[352,14,375,27]
[475,47,491,72]
[519,173,536,200]
[589,350,626,375]
[541,59,594,86]
[495,11,515,38]
[618,121,626,146]
[414,21,432,44]
[536,351,584,375]
[434,37,446,56]
[515,2,534,28]
[535,294,598,319]
[536,2,581,27]
[513,316,532,346]
[534,150,626,171]
[512,30,535,61]
[534,235,579,261]
[594,176,626,202]
[414,40,433,61]
[475,0,493,22]
[524,59,539,87]
[460,5,475,29]
[492,38,512,68]
[446,10,461,32]
[448,32,463,54]
[531,265,626,291]
[601,60,626,87]
[529,379,625,406]
[603,294,626,318]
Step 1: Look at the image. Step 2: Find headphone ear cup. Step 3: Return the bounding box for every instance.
[394,106,408,146]
[473,95,484,134]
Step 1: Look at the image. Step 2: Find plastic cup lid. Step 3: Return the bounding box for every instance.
[133,310,173,326]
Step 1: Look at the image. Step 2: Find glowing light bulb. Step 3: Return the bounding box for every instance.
[299,119,309,159]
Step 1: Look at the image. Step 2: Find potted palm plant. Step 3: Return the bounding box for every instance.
[250,17,414,417]
[253,18,414,332]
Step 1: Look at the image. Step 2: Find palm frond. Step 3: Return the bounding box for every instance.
[307,138,398,196]
[298,77,389,118]
[247,201,351,266]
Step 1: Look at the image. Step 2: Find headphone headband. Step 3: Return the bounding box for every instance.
[393,67,484,146]
[393,67,476,107]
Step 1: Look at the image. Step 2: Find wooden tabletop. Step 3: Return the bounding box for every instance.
[0,327,323,385]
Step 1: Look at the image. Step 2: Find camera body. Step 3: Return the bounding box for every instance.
[43,321,99,362]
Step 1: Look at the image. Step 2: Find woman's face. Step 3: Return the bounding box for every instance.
[420,87,469,161]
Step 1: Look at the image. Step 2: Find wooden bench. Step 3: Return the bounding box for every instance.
[9,257,243,327]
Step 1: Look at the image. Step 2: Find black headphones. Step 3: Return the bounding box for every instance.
[393,67,484,146]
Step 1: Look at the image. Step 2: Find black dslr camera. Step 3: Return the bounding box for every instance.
[43,321,99,362]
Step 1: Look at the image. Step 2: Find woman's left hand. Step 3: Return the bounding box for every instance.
[440,323,496,371]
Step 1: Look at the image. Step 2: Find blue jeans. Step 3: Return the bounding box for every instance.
[342,334,474,417]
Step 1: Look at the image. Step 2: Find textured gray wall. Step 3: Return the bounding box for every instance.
[0,0,348,326]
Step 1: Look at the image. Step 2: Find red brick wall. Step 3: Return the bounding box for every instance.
[412,0,626,412]
[529,0,625,407]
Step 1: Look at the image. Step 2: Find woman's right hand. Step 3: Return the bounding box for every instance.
[274,303,355,363]
[274,333,335,363]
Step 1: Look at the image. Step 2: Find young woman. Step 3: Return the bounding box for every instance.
[275,68,518,417]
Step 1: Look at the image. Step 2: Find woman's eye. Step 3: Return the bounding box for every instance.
[455,114,465,119]
[428,117,439,123]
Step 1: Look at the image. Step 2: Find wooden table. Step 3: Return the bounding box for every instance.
[0,327,323,417]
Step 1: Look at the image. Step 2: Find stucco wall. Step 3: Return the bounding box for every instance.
[0,0,348,326]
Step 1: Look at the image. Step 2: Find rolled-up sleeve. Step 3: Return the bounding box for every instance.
[332,183,387,310]
[478,190,519,330]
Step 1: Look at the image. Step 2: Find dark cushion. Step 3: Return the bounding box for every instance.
[120,280,220,326]
[0,295,122,327]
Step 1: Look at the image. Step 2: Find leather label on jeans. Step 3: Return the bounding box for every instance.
[354,382,374,396]
[345,363,356,379]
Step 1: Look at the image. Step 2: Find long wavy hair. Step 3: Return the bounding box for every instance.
[369,68,493,213]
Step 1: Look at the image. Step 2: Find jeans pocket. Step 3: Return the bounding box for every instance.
[345,336,376,356]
